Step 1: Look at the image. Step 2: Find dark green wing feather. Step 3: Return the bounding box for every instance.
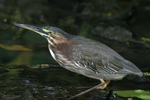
[72,44,124,74]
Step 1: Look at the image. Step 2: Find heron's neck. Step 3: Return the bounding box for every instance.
[47,34,68,47]
[47,34,72,60]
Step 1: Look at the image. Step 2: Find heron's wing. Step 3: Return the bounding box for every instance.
[72,44,124,74]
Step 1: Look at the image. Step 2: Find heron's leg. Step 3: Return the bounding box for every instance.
[67,82,105,100]
[97,79,110,89]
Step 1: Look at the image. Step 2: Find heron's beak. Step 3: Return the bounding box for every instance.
[14,23,47,37]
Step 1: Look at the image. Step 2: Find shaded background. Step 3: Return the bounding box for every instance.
[0,0,150,71]
[0,0,150,100]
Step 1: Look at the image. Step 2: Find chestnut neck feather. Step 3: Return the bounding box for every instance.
[48,34,73,60]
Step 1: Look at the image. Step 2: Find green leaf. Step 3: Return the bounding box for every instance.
[114,90,150,100]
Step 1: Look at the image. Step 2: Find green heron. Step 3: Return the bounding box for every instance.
[14,23,143,99]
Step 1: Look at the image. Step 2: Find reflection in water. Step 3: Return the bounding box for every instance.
[8,52,33,65]
[0,44,32,51]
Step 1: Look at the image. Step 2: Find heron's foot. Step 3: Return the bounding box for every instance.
[97,80,110,89]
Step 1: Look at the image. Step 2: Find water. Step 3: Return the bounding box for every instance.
[0,64,150,100]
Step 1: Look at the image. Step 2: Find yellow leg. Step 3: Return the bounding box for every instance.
[97,79,110,89]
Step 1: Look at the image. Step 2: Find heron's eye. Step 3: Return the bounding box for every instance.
[43,28,53,35]
[48,30,53,35]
